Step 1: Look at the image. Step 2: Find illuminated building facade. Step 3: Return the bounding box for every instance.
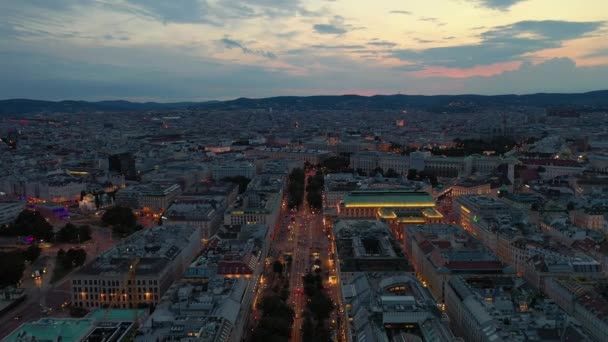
[71,225,199,309]
[339,190,441,219]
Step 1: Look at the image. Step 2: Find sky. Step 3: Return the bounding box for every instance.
[0,0,607,101]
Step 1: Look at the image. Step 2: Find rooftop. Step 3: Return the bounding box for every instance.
[343,190,435,208]
[341,272,456,342]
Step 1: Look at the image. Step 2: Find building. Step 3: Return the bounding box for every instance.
[4,309,143,342]
[424,156,467,178]
[224,193,280,227]
[453,195,521,236]
[404,224,514,303]
[450,179,492,197]
[338,190,437,219]
[571,209,606,231]
[115,183,182,212]
[446,275,590,342]
[340,272,457,342]
[0,201,25,225]
[71,225,200,309]
[246,147,331,164]
[109,152,137,180]
[521,158,584,180]
[211,161,256,180]
[163,201,222,240]
[333,220,410,274]
[350,151,410,175]
[139,225,270,342]
[137,280,242,342]
[545,277,608,342]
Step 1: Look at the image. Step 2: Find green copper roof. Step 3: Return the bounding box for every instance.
[343,190,435,208]
[5,318,93,342]
[87,308,145,321]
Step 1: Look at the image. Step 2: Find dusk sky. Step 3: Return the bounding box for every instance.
[1,0,607,101]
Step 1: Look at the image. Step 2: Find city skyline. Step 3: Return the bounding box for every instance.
[1,0,608,101]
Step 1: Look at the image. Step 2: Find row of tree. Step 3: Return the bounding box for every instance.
[406,169,439,187]
[101,206,143,237]
[57,248,87,270]
[302,273,334,341]
[0,210,94,243]
[0,249,27,288]
[288,168,305,209]
[306,171,325,210]
[221,176,251,194]
[0,210,54,241]
[252,295,295,342]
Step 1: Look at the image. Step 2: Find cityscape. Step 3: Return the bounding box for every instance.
[1,1,608,342]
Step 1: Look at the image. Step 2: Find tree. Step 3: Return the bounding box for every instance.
[221,176,251,194]
[57,223,77,242]
[102,206,136,227]
[57,223,92,243]
[24,244,41,263]
[0,250,26,287]
[372,167,384,176]
[58,248,87,269]
[321,156,350,173]
[273,261,284,275]
[307,293,334,321]
[567,202,575,211]
[288,168,306,209]
[0,210,54,241]
[67,248,87,267]
[385,168,400,178]
[407,169,417,180]
[302,315,315,341]
[279,287,289,301]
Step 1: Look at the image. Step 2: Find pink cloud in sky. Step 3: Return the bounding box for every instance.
[412,61,522,78]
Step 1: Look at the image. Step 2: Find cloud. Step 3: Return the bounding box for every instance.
[125,0,206,24]
[393,20,605,68]
[419,17,439,23]
[310,44,366,49]
[390,10,412,15]
[219,38,277,59]
[313,15,360,35]
[368,41,397,47]
[584,48,608,59]
[121,0,323,25]
[314,24,346,35]
[470,0,527,10]
[276,31,299,39]
[463,58,608,94]
[482,20,605,41]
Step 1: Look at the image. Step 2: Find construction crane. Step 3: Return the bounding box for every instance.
[103,256,140,325]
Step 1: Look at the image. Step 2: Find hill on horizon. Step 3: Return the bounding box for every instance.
[1,90,607,114]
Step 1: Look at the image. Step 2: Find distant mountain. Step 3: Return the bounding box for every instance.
[1,90,607,114]
[195,91,608,112]
[0,99,209,114]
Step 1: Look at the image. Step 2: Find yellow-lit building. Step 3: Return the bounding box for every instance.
[337,190,443,240]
